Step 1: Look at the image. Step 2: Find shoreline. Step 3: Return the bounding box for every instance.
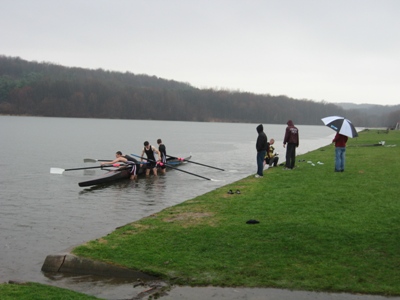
[38,129,400,300]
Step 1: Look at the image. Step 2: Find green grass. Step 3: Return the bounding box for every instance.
[0,282,101,300]
[72,129,400,295]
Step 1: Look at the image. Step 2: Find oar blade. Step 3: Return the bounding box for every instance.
[84,158,112,163]
[83,158,98,163]
[50,168,64,174]
[166,154,224,171]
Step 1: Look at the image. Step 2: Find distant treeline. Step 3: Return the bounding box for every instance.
[1,55,399,127]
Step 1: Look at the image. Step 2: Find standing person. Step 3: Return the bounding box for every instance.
[140,141,161,176]
[283,120,299,170]
[265,138,279,167]
[157,138,167,174]
[255,124,268,178]
[332,133,348,172]
[101,151,139,180]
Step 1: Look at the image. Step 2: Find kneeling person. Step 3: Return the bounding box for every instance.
[265,139,279,167]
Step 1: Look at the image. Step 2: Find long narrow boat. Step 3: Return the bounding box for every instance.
[78,155,191,187]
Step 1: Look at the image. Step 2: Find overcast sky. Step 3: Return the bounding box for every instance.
[1,0,399,105]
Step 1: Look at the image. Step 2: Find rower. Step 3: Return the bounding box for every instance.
[101,151,138,180]
[157,138,167,174]
[140,141,161,176]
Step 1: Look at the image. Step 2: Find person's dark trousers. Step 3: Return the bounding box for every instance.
[285,143,296,169]
[271,156,279,167]
[266,157,279,167]
[257,150,266,176]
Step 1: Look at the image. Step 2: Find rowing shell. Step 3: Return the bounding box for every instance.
[78,156,191,187]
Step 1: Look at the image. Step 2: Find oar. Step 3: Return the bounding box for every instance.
[84,158,111,163]
[50,164,123,175]
[167,155,224,171]
[130,154,214,181]
[348,144,383,147]
[84,158,149,164]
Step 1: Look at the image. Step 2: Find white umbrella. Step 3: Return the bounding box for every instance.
[321,116,358,138]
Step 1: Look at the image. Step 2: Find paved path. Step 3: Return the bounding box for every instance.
[158,286,400,300]
[41,254,400,300]
[91,285,400,300]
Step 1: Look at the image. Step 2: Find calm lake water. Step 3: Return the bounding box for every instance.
[0,116,335,297]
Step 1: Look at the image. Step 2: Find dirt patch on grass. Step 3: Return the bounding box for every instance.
[120,223,152,234]
[163,212,215,227]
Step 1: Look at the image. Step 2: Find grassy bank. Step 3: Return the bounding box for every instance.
[72,129,400,295]
[0,282,100,300]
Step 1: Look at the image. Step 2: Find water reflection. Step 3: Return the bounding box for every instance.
[78,174,170,210]
[78,178,136,194]
[43,271,158,283]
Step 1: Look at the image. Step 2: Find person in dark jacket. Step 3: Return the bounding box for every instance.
[332,133,348,172]
[283,120,299,170]
[255,124,268,177]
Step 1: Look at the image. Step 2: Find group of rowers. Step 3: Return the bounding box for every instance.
[100,139,167,180]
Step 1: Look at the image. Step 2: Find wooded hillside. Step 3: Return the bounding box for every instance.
[1,55,399,127]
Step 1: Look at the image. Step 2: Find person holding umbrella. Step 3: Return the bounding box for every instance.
[333,133,348,172]
[321,116,358,173]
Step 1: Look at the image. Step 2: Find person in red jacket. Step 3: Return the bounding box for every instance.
[283,120,299,170]
[333,133,348,172]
